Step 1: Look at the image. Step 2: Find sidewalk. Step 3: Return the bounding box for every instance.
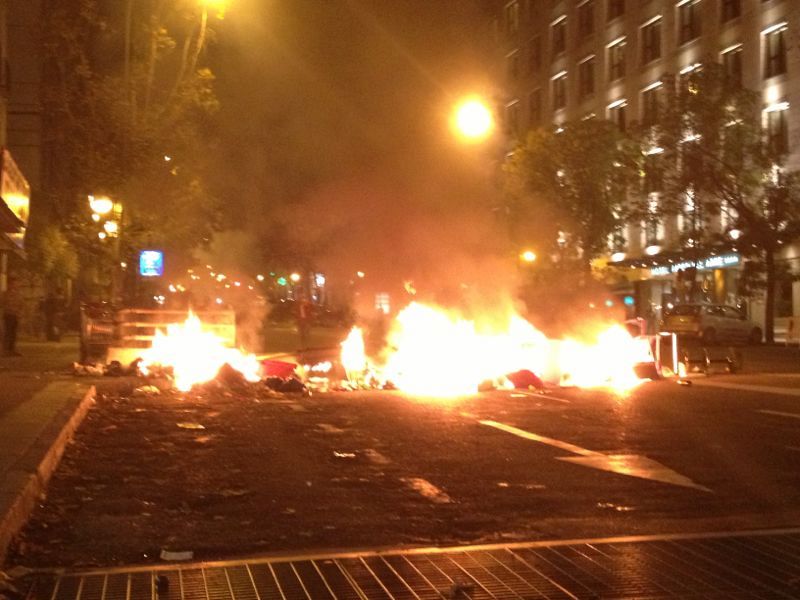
[0,337,95,565]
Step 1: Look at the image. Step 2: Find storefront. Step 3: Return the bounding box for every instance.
[610,251,744,332]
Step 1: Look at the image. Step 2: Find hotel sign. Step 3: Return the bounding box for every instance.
[650,253,741,277]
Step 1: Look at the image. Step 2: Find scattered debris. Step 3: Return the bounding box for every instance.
[159,549,194,561]
[448,581,475,599]
[215,363,249,389]
[597,502,635,512]
[401,477,453,504]
[176,422,205,430]
[677,379,693,386]
[317,423,345,434]
[133,385,161,397]
[333,451,356,459]
[364,449,390,465]
[506,369,545,390]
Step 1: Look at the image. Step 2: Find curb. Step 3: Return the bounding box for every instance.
[0,384,96,565]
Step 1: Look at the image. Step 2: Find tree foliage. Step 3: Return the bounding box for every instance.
[503,119,641,271]
[649,63,800,341]
[39,0,221,292]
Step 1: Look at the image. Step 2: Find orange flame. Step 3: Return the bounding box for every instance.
[340,302,651,396]
[139,312,260,392]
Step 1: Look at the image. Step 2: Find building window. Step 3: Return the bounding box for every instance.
[504,1,520,35]
[553,73,567,110]
[721,45,743,85]
[505,100,521,136]
[608,100,627,132]
[578,57,595,99]
[507,51,520,81]
[766,105,789,155]
[552,17,567,55]
[678,1,701,46]
[641,18,661,64]
[607,39,625,80]
[528,37,542,74]
[721,0,741,23]
[644,194,664,245]
[608,0,624,21]
[764,23,788,79]
[642,84,661,126]
[644,154,663,194]
[528,89,542,127]
[578,1,594,37]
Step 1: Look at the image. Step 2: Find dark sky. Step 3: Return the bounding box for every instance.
[208,0,507,298]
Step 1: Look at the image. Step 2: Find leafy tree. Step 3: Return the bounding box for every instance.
[39,0,222,302]
[649,63,800,342]
[502,119,641,275]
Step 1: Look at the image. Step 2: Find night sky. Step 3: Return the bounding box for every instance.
[207,0,508,298]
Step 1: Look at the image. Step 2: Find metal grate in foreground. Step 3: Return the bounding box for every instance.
[26,528,800,599]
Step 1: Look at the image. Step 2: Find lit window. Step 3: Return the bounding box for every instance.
[608,99,627,132]
[678,1,701,46]
[553,73,567,110]
[641,18,661,64]
[721,44,743,85]
[765,104,789,155]
[504,1,519,35]
[641,83,661,126]
[578,1,594,37]
[608,38,626,80]
[763,23,787,79]
[552,17,567,55]
[507,51,520,80]
[578,56,595,99]
[505,100,521,135]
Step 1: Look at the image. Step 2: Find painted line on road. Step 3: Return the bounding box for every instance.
[511,390,571,403]
[690,380,800,397]
[478,419,711,492]
[479,420,600,457]
[757,409,800,420]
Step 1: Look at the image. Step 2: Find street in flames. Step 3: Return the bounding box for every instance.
[135,303,654,396]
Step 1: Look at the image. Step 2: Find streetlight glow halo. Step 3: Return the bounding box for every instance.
[453,97,493,141]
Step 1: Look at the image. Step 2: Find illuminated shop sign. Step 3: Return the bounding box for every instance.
[139,250,164,277]
[650,253,740,277]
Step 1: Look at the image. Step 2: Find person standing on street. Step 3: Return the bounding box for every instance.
[2,274,23,356]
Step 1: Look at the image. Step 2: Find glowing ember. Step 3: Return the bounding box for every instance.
[139,312,261,391]
[340,302,652,397]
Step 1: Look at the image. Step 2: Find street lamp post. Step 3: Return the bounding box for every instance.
[89,195,124,304]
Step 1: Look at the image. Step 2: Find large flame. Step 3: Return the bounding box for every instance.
[139,313,261,391]
[340,302,652,397]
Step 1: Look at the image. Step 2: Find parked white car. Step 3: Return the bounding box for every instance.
[660,303,762,345]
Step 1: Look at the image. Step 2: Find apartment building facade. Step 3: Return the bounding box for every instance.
[494,0,800,333]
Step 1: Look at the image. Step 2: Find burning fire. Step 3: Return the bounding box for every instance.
[139,312,261,391]
[341,302,652,396]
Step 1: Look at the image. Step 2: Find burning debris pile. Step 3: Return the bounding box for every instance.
[333,302,654,396]
[76,303,654,397]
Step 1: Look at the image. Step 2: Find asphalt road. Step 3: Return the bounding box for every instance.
[291,378,800,541]
[9,373,800,567]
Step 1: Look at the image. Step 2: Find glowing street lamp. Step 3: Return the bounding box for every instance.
[89,195,114,216]
[519,249,537,263]
[290,272,301,283]
[452,97,493,142]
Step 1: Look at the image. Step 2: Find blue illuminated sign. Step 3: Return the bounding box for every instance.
[623,295,635,306]
[139,250,164,277]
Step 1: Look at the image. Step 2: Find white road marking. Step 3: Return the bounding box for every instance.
[510,390,571,403]
[479,420,599,457]
[757,409,800,420]
[478,420,710,492]
[690,380,800,397]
